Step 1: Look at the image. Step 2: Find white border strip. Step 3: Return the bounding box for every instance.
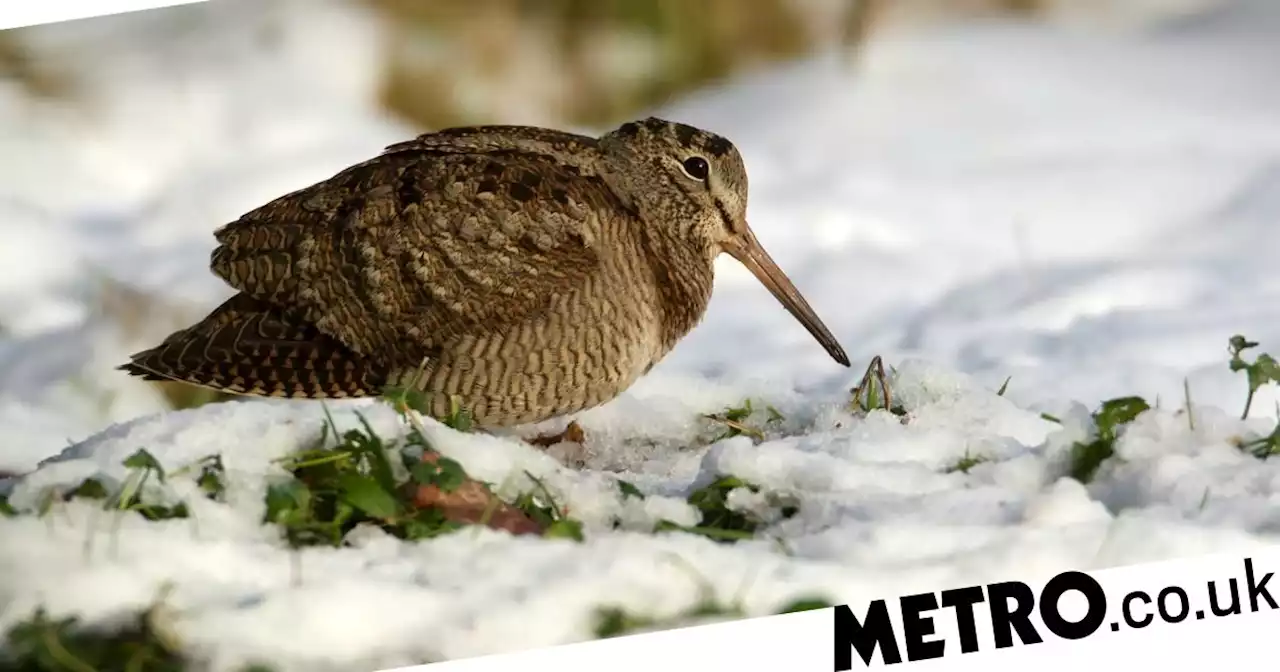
[0,0,209,31]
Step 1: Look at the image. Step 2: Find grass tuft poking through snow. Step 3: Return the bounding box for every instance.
[1046,333,1280,487]
[1064,396,1152,484]
[7,607,187,672]
[4,605,279,672]
[591,592,834,640]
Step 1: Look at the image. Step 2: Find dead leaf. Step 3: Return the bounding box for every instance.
[412,451,542,535]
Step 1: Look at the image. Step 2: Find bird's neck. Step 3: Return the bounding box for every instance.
[636,227,716,354]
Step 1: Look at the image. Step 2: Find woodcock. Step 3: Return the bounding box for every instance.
[120,117,851,431]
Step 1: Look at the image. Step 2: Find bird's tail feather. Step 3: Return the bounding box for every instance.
[118,292,387,399]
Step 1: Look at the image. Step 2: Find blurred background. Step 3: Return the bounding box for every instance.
[1,0,1277,473]
[4,0,1225,132]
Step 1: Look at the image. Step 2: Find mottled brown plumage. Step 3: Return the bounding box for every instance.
[120,117,850,427]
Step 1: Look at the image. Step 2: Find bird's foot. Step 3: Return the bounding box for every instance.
[526,420,587,448]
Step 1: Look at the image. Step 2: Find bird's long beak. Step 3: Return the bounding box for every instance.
[723,224,850,367]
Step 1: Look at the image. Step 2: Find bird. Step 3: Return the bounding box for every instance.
[119,117,851,441]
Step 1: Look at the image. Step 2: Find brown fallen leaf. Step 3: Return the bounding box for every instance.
[412,450,543,536]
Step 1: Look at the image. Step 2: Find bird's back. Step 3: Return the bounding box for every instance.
[210,128,612,363]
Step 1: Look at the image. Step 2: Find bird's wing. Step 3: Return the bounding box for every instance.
[209,145,615,368]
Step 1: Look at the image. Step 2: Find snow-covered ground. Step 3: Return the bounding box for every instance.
[3,0,1280,669]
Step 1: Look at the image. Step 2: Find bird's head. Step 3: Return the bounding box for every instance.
[598,117,849,367]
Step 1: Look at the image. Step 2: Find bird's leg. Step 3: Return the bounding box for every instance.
[527,420,587,448]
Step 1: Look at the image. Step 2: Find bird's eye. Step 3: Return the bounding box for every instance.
[680,156,710,182]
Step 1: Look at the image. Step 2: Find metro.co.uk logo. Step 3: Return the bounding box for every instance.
[834,556,1276,669]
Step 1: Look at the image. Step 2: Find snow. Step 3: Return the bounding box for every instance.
[3,0,1280,669]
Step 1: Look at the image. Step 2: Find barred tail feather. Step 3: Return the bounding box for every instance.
[118,292,387,399]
